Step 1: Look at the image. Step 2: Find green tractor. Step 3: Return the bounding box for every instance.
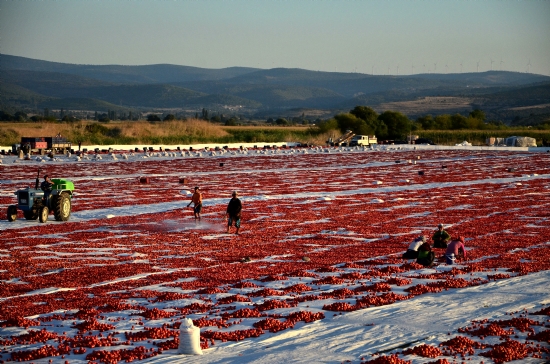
[7,170,75,223]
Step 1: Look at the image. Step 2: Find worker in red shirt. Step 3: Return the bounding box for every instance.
[445,236,467,264]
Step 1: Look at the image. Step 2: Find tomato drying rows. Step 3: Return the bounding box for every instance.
[0,148,549,363]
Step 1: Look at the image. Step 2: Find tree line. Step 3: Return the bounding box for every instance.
[317,106,550,141]
[2,105,549,142]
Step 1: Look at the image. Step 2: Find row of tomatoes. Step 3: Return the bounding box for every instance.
[2,150,550,363]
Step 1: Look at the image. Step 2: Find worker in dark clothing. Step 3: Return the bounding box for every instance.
[22,143,31,155]
[226,191,242,234]
[41,175,54,206]
[432,223,451,248]
[416,242,435,267]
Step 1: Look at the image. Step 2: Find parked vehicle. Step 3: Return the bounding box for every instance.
[327,130,355,146]
[349,135,378,146]
[414,138,436,145]
[15,136,72,155]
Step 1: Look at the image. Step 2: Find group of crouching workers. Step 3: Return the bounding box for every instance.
[402,224,466,267]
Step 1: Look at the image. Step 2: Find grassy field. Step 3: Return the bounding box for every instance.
[0,120,325,147]
[1,120,549,147]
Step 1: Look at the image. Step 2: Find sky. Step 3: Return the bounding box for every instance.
[1,0,549,76]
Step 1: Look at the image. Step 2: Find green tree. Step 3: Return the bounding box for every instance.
[469,109,486,122]
[163,114,176,121]
[350,106,378,122]
[377,111,410,140]
[225,117,238,126]
[275,118,289,125]
[375,120,388,139]
[450,114,468,129]
[434,114,451,130]
[334,113,374,135]
[0,111,14,121]
[316,118,339,133]
[147,114,161,122]
[466,116,483,129]
[14,111,27,121]
[417,115,435,130]
[486,119,506,128]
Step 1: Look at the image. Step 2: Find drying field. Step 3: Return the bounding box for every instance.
[0,147,549,364]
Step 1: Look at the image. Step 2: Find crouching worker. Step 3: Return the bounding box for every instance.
[416,241,435,267]
[403,235,426,259]
[445,236,467,265]
[432,223,451,248]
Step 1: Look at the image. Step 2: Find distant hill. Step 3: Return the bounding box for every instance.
[0,54,259,83]
[2,53,550,122]
[0,79,52,109]
[476,82,550,108]
[1,69,117,97]
[38,97,132,112]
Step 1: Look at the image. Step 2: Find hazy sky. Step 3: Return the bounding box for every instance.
[1,0,549,75]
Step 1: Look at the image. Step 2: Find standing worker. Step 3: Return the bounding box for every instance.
[226,191,242,234]
[432,223,451,248]
[187,186,202,220]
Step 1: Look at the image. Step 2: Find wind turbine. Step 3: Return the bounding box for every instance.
[372,65,375,75]
[477,61,480,73]
[527,59,531,73]
[460,61,463,73]
[434,63,437,73]
[445,63,448,74]
[423,64,426,73]
[500,59,504,71]
[412,64,415,74]
[490,59,494,71]
[388,66,390,75]
[397,65,399,76]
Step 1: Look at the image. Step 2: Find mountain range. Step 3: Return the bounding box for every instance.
[1,53,550,122]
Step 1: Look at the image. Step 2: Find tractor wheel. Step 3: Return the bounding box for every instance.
[39,206,49,223]
[7,205,17,222]
[24,209,39,220]
[53,192,71,221]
